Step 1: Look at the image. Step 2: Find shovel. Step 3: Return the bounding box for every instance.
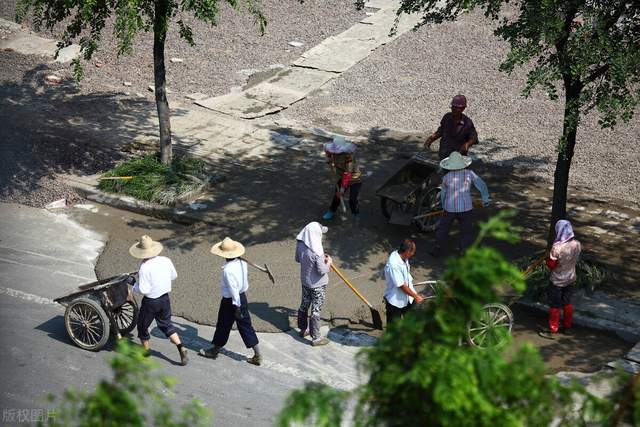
[240,257,275,284]
[331,264,384,330]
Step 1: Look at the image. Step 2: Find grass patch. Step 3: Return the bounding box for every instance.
[518,254,610,302]
[98,154,209,205]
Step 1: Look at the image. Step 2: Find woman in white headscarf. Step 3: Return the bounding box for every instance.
[295,222,332,346]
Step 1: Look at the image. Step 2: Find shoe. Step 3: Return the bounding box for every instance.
[560,327,574,336]
[312,337,329,347]
[179,347,189,366]
[538,330,557,340]
[298,329,310,338]
[198,346,219,359]
[247,355,262,366]
[322,211,334,220]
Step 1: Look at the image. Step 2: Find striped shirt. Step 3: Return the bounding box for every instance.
[440,169,490,213]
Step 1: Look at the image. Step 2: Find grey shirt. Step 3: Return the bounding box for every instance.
[295,241,330,289]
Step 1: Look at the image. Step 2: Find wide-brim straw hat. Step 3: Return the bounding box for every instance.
[440,151,472,170]
[210,237,245,259]
[129,235,163,259]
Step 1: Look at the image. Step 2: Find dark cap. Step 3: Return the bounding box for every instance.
[451,94,467,108]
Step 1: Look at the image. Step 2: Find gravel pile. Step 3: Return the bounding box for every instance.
[2,0,366,99]
[279,10,640,206]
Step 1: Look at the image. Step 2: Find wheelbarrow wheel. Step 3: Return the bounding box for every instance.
[414,187,441,232]
[380,197,401,219]
[467,303,513,349]
[64,297,110,351]
[112,299,139,335]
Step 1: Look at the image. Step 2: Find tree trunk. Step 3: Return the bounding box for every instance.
[154,0,172,165]
[548,82,581,246]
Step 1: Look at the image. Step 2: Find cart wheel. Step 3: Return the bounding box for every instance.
[112,300,139,335]
[64,297,110,351]
[380,197,401,219]
[414,187,441,232]
[467,303,513,349]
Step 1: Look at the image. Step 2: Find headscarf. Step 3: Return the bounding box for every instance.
[553,219,575,245]
[296,222,328,257]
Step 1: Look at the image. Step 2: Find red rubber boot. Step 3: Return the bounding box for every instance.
[562,304,574,334]
[539,308,560,339]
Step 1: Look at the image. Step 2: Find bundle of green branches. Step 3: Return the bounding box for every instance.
[521,255,609,302]
[98,154,208,205]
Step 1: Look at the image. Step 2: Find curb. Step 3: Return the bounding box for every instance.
[515,300,640,343]
[66,178,219,226]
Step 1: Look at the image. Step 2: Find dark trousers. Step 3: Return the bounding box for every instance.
[385,298,413,326]
[213,292,259,349]
[137,293,176,341]
[547,284,573,308]
[435,210,474,252]
[329,180,362,214]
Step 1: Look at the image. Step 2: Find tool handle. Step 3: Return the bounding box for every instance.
[99,176,134,180]
[413,200,484,220]
[240,257,266,273]
[521,252,547,278]
[331,264,373,308]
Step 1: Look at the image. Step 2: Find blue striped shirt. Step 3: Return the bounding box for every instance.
[440,169,490,212]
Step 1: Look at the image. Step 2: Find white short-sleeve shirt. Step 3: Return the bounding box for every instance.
[220,259,249,307]
[383,251,415,308]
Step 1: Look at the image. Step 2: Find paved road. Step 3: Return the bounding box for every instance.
[0,203,365,427]
[0,203,630,426]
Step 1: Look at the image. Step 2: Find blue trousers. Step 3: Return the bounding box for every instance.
[213,292,259,349]
[137,293,176,341]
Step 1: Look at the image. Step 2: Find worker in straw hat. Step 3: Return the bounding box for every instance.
[199,237,262,366]
[129,235,188,366]
[431,151,490,258]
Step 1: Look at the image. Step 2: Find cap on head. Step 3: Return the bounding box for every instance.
[451,94,467,108]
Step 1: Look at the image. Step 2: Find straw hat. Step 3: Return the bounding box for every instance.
[210,237,245,259]
[129,235,163,259]
[323,135,356,154]
[440,151,472,170]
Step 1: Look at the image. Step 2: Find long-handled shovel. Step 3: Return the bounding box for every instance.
[240,257,275,284]
[331,264,383,330]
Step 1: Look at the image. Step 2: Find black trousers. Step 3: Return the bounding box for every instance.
[385,298,413,326]
[137,293,176,341]
[329,180,362,214]
[435,210,474,252]
[213,292,259,349]
[547,283,573,308]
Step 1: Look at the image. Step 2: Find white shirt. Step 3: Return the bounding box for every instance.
[134,256,177,299]
[220,259,249,307]
[383,251,415,308]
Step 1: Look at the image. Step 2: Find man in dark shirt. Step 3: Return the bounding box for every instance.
[424,95,478,160]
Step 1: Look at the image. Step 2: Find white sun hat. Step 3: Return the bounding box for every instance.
[440,151,472,170]
[323,135,356,154]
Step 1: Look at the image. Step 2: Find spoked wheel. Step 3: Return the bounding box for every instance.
[414,187,441,232]
[380,197,402,219]
[112,299,139,335]
[467,303,514,349]
[64,297,110,351]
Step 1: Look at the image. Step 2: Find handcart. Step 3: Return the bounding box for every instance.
[376,152,442,231]
[54,273,138,351]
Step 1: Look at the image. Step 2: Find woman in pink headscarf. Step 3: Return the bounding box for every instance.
[539,220,582,339]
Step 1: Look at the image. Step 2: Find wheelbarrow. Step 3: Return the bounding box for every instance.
[376,152,442,231]
[54,273,139,351]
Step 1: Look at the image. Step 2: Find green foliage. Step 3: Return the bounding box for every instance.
[16,0,268,82]
[40,339,210,427]
[98,154,209,205]
[277,215,635,426]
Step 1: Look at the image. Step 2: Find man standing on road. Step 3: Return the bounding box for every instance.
[295,221,332,346]
[130,235,188,366]
[383,239,424,325]
[199,237,262,366]
[424,94,478,160]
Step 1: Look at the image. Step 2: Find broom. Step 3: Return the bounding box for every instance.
[331,264,384,330]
